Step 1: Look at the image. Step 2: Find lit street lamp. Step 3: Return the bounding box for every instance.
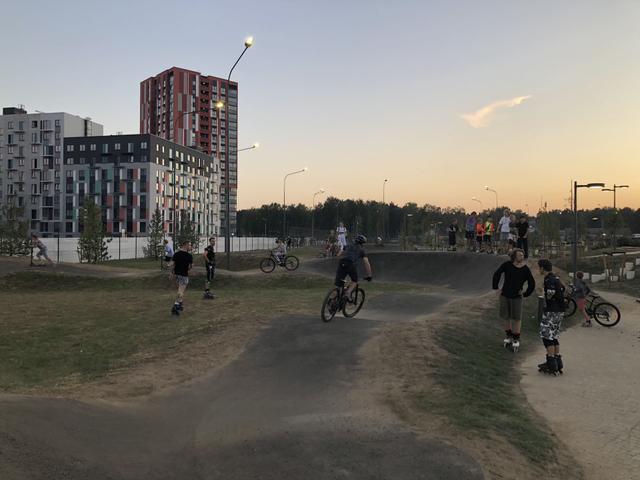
[403,213,414,251]
[311,188,326,241]
[224,36,254,270]
[282,167,308,237]
[484,185,498,210]
[601,184,629,251]
[573,181,605,278]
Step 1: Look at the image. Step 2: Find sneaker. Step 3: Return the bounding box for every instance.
[511,338,520,351]
[171,305,180,316]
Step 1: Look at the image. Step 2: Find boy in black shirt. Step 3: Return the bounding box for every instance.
[537,259,565,375]
[171,240,193,316]
[492,248,535,351]
[447,219,459,251]
[202,237,216,299]
[516,215,530,259]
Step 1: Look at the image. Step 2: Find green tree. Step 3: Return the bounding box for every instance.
[145,206,164,259]
[0,200,30,256]
[77,199,110,263]
[176,210,200,251]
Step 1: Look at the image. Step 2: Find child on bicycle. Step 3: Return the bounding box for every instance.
[335,235,373,300]
[273,238,287,265]
[31,234,53,266]
[574,271,592,327]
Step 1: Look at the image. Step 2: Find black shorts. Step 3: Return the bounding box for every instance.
[476,235,483,244]
[465,231,474,240]
[448,233,456,245]
[335,259,358,287]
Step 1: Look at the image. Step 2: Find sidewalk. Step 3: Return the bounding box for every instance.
[520,291,640,479]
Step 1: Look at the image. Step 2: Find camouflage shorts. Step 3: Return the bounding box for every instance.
[539,311,563,341]
[176,275,189,288]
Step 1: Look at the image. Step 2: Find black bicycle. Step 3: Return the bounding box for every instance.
[321,280,366,322]
[564,285,621,327]
[259,251,300,273]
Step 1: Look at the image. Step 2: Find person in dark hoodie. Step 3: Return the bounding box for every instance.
[492,248,535,352]
[536,259,566,375]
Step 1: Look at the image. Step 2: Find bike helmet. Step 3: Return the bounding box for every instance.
[355,234,367,244]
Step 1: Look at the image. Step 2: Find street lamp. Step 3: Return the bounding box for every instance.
[573,181,605,278]
[224,36,254,270]
[403,213,414,251]
[601,184,629,251]
[311,188,326,241]
[282,167,308,237]
[237,142,260,153]
[382,179,388,240]
[471,197,483,210]
[484,185,498,210]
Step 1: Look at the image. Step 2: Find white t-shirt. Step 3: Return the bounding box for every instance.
[337,226,347,237]
[498,216,511,233]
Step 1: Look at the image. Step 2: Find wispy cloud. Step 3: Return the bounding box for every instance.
[460,95,532,128]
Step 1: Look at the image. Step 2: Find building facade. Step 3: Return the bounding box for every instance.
[139,67,238,234]
[0,107,103,236]
[63,134,220,237]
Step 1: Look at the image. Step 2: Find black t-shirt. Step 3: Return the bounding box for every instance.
[204,245,216,264]
[517,221,529,238]
[448,224,459,235]
[342,244,366,263]
[543,273,565,312]
[492,261,536,299]
[173,250,193,276]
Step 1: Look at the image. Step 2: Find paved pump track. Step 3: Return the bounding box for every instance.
[0,252,504,480]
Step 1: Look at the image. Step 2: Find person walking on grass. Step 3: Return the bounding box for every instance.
[163,239,174,269]
[492,248,536,352]
[465,212,477,251]
[31,234,53,266]
[498,209,511,254]
[203,237,216,300]
[537,259,566,375]
[516,215,530,259]
[171,240,193,316]
[574,271,592,327]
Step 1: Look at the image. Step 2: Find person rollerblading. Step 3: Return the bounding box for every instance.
[538,355,559,376]
[536,259,566,376]
[170,240,193,317]
[202,237,216,300]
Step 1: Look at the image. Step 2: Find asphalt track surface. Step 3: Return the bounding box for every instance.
[0,252,503,479]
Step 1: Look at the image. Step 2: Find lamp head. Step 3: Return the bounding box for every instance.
[484,185,489,190]
[320,188,325,193]
[602,188,614,192]
[214,100,224,110]
[253,142,260,149]
[245,36,254,48]
[587,183,605,189]
[303,167,308,172]
[617,184,630,189]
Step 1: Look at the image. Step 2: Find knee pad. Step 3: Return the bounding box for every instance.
[542,338,555,348]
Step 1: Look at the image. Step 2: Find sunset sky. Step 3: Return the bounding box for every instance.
[2,0,639,212]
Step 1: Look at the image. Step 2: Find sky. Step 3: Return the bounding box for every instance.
[2,0,639,212]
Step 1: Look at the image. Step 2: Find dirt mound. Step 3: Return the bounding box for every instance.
[306,251,504,293]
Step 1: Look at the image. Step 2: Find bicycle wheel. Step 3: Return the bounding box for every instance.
[321,288,341,322]
[284,255,299,271]
[342,287,366,318]
[592,302,621,327]
[259,257,276,273]
[564,298,577,317]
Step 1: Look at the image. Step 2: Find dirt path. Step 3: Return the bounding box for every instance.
[520,291,640,480]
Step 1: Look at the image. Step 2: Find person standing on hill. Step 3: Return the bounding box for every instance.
[465,212,477,251]
[336,222,348,251]
[492,248,536,352]
[516,215,530,259]
[537,259,566,375]
[171,240,193,316]
[498,210,511,254]
[447,219,460,251]
[484,217,495,254]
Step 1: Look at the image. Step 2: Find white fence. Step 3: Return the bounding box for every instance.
[37,236,278,263]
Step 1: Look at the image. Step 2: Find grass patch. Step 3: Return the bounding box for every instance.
[0,271,400,393]
[414,297,576,466]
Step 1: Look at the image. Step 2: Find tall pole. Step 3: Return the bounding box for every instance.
[573,181,578,279]
[311,189,324,241]
[382,179,388,240]
[225,37,254,270]
[282,168,307,237]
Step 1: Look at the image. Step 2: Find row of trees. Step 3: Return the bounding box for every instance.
[237,197,640,243]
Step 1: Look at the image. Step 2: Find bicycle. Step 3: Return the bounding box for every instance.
[564,285,621,327]
[259,251,299,273]
[320,279,366,322]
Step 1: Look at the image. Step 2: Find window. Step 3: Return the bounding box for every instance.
[31,120,38,128]
[18,158,24,167]
[141,141,148,149]
[102,144,109,154]
[67,145,74,152]
[55,119,61,127]
[127,143,134,152]
[115,143,121,150]
[79,144,86,151]
[18,133,25,141]
[90,144,96,151]
[7,121,13,129]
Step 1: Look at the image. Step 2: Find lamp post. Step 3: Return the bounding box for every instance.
[381,179,388,240]
[311,188,325,241]
[573,182,605,278]
[224,36,254,270]
[237,142,260,153]
[484,185,498,210]
[282,167,308,237]
[601,184,629,251]
[403,213,414,251]
[471,197,483,210]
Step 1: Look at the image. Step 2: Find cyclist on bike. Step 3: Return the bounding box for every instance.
[273,238,287,265]
[335,234,372,300]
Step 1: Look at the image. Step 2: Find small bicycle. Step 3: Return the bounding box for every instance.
[564,286,621,327]
[259,251,299,273]
[320,279,366,322]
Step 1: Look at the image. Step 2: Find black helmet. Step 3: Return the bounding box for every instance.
[355,234,367,244]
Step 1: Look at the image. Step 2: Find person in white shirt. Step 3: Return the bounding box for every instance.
[498,210,511,254]
[273,238,287,265]
[336,222,348,251]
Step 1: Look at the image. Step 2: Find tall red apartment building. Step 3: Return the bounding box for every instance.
[140,67,238,234]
